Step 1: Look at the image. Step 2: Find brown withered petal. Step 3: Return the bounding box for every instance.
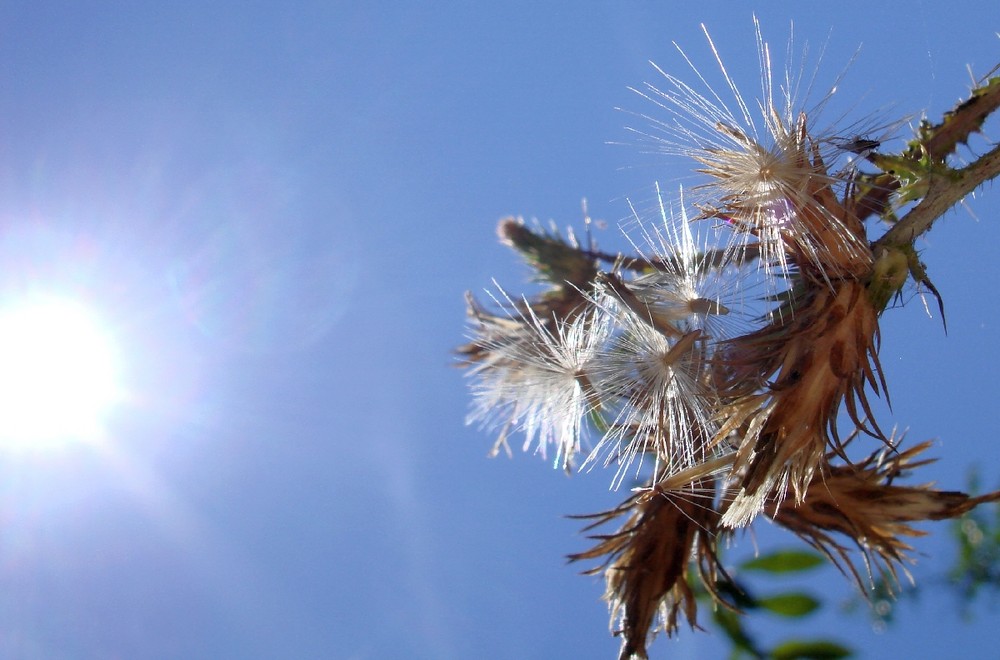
[569,481,725,660]
[716,277,885,527]
[497,217,600,292]
[769,440,1000,593]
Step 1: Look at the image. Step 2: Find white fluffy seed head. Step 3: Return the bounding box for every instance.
[621,183,764,344]
[625,17,884,283]
[465,287,612,470]
[581,288,719,489]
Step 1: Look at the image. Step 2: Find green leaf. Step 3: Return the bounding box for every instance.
[711,607,764,659]
[757,593,820,618]
[770,639,853,659]
[741,550,825,574]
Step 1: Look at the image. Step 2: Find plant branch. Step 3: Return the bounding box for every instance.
[873,74,1000,248]
[876,142,1000,247]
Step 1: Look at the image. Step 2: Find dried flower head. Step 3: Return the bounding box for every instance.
[585,286,714,488]
[770,440,1000,592]
[581,187,752,488]
[627,17,879,284]
[570,482,724,660]
[464,287,611,469]
[714,276,886,527]
[621,184,759,342]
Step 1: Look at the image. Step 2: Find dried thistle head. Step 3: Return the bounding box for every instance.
[457,218,599,367]
[715,278,886,527]
[584,288,715,488]
[463,287,611,469]
[769,440,1000,593]
[496,217,599,292]
[569,482,725,660]
[575,186,773,487]
[620,184,761,343]
[627,18,882,285]
[694,114,874,283]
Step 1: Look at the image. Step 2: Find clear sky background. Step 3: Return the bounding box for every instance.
[0,2,997,659]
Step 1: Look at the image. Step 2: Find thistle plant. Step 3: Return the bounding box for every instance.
[459,20,1000,660]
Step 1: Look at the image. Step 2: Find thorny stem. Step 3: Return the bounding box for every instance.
[876,141,1000,247]
[921,73,1000,163]
[874,74,1000,248]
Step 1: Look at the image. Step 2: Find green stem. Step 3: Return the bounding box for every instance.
[875,142,1000,248]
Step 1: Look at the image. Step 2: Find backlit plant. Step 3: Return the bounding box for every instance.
[459,19,1000,659]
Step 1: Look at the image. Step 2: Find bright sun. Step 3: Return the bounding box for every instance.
[0,295,121,449]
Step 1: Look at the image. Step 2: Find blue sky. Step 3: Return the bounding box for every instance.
[0,2,997,658]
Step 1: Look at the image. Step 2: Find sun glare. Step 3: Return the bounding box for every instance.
[0,295,121,449]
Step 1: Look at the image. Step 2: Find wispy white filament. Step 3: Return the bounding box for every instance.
[466,287,612,469]
[582,285,718,489]
[625,17,878,283]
